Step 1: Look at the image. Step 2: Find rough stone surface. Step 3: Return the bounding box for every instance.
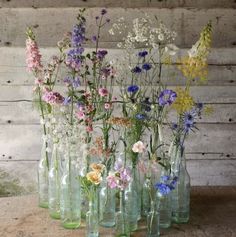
[0,187,236,237]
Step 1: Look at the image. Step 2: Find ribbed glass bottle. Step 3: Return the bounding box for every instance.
[171,147,190,223]
[48,142,61,219]
[38,138,49,208]
[60,141,81,229]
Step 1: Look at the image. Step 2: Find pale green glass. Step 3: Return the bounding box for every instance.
[147,201,160,237]
[141,176,151,217]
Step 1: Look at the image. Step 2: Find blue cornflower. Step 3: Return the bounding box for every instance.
[138,50,148,57]
[158,89,177,106]
[155,183,171,196]
[142,63,152,71]
[127,85,139,93]
[132,66,142,74]
[135,114,146,120]
[160,175,170,182]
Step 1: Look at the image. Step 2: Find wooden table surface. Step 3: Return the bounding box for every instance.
[0,187,236,237]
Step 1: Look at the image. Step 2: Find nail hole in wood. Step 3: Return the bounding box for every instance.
[226,154,230,158]
[202,153,205,156]
[2,154,5,157]
[229,118,233,122]
[229,80,234,83]
[7,80,11,84]
[6,0,11,2]
[232,42,236,46]
[8,156,12,159]
[4,41,11,46]
[7,120,11,124]
[33,24,39,29]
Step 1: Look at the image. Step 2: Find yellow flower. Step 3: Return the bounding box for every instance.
[86,171,102,185]
[204,105,214,115]
[90,163,105,173]
[172,88,194,114]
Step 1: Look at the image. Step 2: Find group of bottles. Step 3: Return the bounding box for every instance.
[38,140,190,237]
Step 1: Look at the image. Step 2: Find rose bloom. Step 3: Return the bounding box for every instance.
[90,163,105,173]
[98,88,109,97]
[132,141,146,153]
[86,171,102,185]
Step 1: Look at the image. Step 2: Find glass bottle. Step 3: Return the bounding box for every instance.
[125,177,138,232]
[147,201,160,237]
[171,147,190,223]
[86,186,99,237]
[99,181,116,227]
[142,175,151,217]
[116,190,130,237]
[48,142,61,219]
[38,138,49,208]
[60,141,81,229]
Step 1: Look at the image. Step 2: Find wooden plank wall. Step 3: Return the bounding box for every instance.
[0,0,236,195]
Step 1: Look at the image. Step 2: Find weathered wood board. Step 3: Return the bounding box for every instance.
[0,8,236,47]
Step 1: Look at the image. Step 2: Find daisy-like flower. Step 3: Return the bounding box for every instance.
[132,141,146,153]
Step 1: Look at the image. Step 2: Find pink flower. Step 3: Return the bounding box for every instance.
[42,91,64,105]
[104,103,111,110]
[107,175,118,189]
[86,126,93,133]
[76,111,85,120]
[98,88,109,97]
[25,38,43,72]
[34,78,43,85]
[132,141,146,153]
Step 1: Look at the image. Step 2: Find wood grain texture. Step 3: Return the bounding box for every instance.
[1,0,236,8]
[0,8,235,47]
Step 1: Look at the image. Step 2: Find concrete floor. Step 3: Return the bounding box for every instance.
[0,187,236,237]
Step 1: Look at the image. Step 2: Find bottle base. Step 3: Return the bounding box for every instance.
[172,212,189,224]
[99,220,115,228]
[129,222,138,232]
[160,222,171,229]
[87,232,99,237]
[39,202,48,209]
[62,221,81,229]
[50,211,61,220]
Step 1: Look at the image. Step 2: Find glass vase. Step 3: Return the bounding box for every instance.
[48,142,61,219]
[60,141,81,229]
[99,182,116,227]
[141,176,151,217]
[147,201,160,237]
[116,190,130,237]
[125,175,138,232]
[38,138,49,208]
[86,187,99,237]
[171,147,190,223]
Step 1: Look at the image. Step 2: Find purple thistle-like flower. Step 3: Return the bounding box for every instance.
[158,89,177,106]
[138,50,148,57]
[101,9,107,15]
[142,63,152,71]
[97,50,108,60]
[132,66,142,74]
[127,85,139,93]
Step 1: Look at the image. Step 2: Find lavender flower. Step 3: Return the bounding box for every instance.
[127,85,139,93]
[158,89,177,106]
[132,66,142,74]
[142,63,152,71]
[63,97,71,105]
[97,50,108,60]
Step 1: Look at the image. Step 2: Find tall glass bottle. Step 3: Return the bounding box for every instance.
[38,138,49,208]
[99,181,116,227]
[171,147,190,223]
[142,175,151,217]
[125,177,138,232]
[48,142,61,219]
[60,141,81,229]
[86,186,99,237]
[147,201,160,237]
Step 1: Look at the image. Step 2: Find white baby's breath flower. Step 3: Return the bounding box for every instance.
[165,44,179,56]
[46,147,51,153]
[158,33,164,41]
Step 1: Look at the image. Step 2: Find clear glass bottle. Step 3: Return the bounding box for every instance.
[60,141,81,229]
[142,176,151,217]
[38,138,49,208]
[125,177,138,232]
[86,186,99,237]
[147,201,160,237]
[48,142,61,219]
[171,147,190,223]
[116,190,130,237]
[99,182,116,227]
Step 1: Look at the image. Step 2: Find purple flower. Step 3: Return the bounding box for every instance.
[172,123,178,130]
[155,183,171,196]
[97,50,108,60]
[92,35,97,42]
[160,175,170,182]
[169,177,178,190]
[136,113,146,120]
[63,97,71,105]
[72,77,81,88]
[132,66,142,74]
[158,89,177,106]
[114,158,123,171]
[101,9,107,15]
[138,50,148,57]
[142,63,152,71]
[127,85,139,93]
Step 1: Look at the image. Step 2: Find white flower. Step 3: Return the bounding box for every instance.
[188,41,200,58]
[165,44,179,56]
[158,33,164,41]
[132,141,146,153]
[40,118,45,125]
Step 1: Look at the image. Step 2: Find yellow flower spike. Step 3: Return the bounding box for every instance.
[172,87,194,114]
[204,105,214,116]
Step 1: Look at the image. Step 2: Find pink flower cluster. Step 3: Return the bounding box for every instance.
[107,167,132,190]
[26,38,43,72]
[42,89,64,105]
